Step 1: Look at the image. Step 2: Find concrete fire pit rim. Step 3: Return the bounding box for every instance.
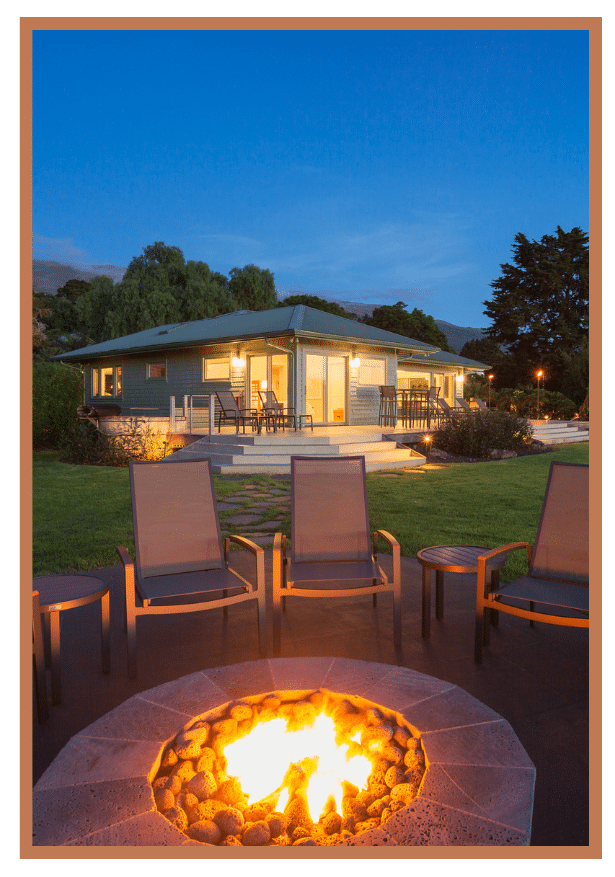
[32,658,535,847]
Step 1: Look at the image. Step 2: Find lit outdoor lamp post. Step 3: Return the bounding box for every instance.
[488,374,493,408]
[423,434,431,462]
[536,370,543,419]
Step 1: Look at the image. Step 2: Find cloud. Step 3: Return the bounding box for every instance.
[32,234,94,265]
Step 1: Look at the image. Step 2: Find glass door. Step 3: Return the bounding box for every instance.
[305,354,347,423]
[249,355,289,412]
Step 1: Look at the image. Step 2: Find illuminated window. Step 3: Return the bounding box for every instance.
[203,358,231,380]
[147,362,166,379]
[91,366,122,397]
[358,359,386,386]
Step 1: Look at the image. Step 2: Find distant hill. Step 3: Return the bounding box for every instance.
[433,320,488,354]
[32,259,126,294]
[300,298,487,354]
[33,265,487,353]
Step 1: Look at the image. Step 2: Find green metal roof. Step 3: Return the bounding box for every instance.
[53,305,441,362]
[399,349,490,370]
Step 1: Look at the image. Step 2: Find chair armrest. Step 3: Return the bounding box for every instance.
[225,536,265,593]
[116,545,134,570]
[476,542,532,598]
[373,529,400,552]
[225,535,264,557]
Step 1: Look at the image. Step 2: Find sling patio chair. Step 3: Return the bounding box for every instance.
[215,390,260,434]
[273,455,401,655]
[258,389,313,432]
[474,461,589,663]
[117,460,266,678]
[470,398,488,410]
[455,397,474,413]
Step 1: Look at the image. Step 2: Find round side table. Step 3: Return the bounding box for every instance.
[34,575,110,706]
[416,545,507,638]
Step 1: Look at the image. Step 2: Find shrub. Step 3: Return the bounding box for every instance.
[59,419,168,466]
[433,410,533,459]
[33,360,84,448]
[493,387,577,420]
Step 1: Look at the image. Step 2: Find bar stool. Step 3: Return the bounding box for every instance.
[378,386,397,426]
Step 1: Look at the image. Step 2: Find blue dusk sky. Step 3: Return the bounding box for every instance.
[32,26,589,329]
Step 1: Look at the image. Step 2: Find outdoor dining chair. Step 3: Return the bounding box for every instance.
[215,390,260,434]
[117,460,267,678]
[378,386,397,426]
[474,461,589,663]
[32,590,49,724]
[258,389,313,432]
[272,455,401,655]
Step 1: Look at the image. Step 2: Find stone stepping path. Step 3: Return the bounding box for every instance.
[217,479,290,548]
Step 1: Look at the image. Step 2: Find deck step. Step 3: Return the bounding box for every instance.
[165,432,425,473]
[529,420,589,445]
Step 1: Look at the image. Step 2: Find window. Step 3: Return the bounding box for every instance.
[147,362,166,379]
[397,371,429,391]
[358,358,386,386]
[203,357,231,380]
[91,366,122,397]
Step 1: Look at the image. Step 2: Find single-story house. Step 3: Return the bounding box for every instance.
[54,304,489,432]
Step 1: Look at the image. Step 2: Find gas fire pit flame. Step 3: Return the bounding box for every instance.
[224,713,372,821]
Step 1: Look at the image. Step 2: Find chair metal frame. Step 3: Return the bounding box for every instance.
[32,590,49,724]
[474,461,589,663]
[257,389,313,432]
[215,390,260,434]
[117,460,266,678]
[273,455,401,655]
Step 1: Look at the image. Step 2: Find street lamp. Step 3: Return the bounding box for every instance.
[536,370,543,419]
[488,374,494,408]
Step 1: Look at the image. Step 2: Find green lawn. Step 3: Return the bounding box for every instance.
[31,444,589,579]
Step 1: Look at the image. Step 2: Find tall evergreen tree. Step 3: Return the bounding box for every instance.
[483,226,589,389]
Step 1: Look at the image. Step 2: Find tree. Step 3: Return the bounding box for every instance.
[32,291,51,353]
[76,242,237,341]
[363,302,454,351]
[277,294,357,319]
[459,336,503,366]
[229,264,277,311]
[483,226,589,390]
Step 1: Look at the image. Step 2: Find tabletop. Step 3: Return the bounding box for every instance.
[416,545,507,573]
[34,574,108,609]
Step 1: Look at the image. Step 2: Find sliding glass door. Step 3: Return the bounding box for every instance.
[305,354,347,423]
[249,355,289,411]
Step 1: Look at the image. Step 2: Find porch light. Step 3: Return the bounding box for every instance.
[232,348,245,368]
[350,350,360,368]
[261,380,268,390]
[456,373,464,383]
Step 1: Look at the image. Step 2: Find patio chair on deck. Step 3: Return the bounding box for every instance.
[471,398,488,409]
[117,460,266,678]
[215,391,260,434]
[474,461,589,663]
[273,456,401,655]
[455,397,473,413]
[258,389,313,432]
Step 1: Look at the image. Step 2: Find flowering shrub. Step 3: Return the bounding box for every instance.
[433,410,534,459]
[59,419,167,465]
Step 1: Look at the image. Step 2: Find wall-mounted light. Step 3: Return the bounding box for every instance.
[456,373,464,383]
[231,347,245,368]
[260,380,268,390]
[350,349,361,368]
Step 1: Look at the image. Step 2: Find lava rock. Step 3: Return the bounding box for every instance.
[175,725,209,759]
[213,807,245,836]
[186,770,217,801]
[242,820,271,846]
[187,819,221,844]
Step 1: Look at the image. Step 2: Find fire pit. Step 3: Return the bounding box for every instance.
[32,658,535,847]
